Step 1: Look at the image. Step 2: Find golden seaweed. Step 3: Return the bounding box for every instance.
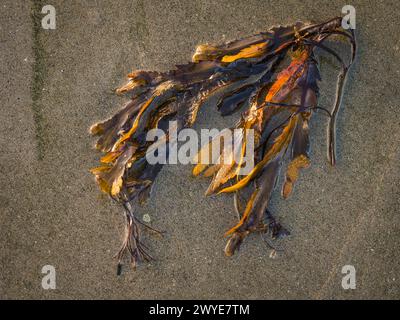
[90,17,356,273]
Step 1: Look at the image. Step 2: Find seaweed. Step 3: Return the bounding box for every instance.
[90,17,356,272]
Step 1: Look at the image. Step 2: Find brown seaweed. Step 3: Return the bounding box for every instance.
[90,17,356,273]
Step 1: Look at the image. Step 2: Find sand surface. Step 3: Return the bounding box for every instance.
[1,0,399,299]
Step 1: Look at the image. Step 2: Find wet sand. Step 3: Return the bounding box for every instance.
[1,0,399,299]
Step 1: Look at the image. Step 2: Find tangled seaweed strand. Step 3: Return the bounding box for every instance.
[90,17,356,273]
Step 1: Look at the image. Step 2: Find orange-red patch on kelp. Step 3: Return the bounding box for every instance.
[265,50,309,103]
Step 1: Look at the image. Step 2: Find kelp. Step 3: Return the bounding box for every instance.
[90,17,356,273]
